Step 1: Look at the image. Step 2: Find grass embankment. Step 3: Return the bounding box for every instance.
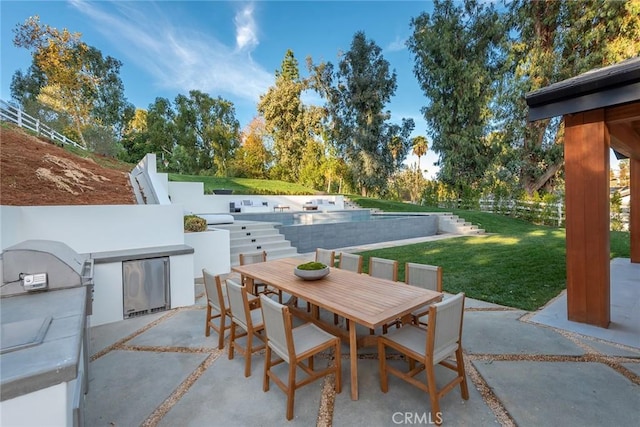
[169,174,317,195]
[348,196,631,311]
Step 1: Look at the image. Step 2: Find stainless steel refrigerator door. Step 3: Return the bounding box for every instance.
[123,257,169,317]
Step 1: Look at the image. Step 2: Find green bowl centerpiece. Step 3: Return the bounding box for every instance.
[294,261,330,281]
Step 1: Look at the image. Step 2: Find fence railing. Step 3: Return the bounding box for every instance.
[0,99,84,150]
[477,198,629,231]
[479,198,565,227]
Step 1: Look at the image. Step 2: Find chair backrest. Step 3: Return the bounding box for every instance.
[427,292,465,365]
[226,279,252,331]
[315,248,335,267]
[259,295,294,363]
[405,262,442,292]
[337,253,363,273]
[239,250,267,266]
[202,268,226,311]
[368,257,399,282]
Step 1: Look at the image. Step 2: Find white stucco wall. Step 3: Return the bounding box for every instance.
[184,229,230,278]
[166,181,345,214]
[0,203,230,326]
[0,205,184,253]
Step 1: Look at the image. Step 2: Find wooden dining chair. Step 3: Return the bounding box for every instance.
[315,248,336,267]
[333,253,364,325]
[368,257,399,282]
[302,248,337,314]
[202,269,232,349]
[239,250,282,303]
[337,252,363,274]
[378,293,469,425]
[260,294,342,420]
[368,257,399,333]
[226,278,266,377]
[405,262,443,327]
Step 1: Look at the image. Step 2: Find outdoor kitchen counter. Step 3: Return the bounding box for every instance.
[90,244,194,264]
[0,286,87,401]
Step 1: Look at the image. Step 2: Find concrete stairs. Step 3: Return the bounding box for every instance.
[437,213,485,235]
[342,197,361,210]
[213,221,298,266]
[343,197,382,213]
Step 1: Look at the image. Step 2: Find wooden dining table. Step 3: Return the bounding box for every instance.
[231,257,443,400]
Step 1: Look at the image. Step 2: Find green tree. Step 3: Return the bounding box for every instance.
[258,50,309,181]
[408,0,507,198]
[119,109,152,164]
[174,90,240,176]
[309,31,414,197]
[504,0,640,195]
[144,97,178,169]
[83,46,135,139]
[12,16,133,149]
[232,117,271,178]
[299,139,326,189]
[411,136,429,170]
[618,159,630,187]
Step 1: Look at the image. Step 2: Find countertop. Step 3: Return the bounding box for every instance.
[90,244,194,264]
[0,286,87,401]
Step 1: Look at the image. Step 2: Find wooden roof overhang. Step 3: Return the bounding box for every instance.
[525,57,639,328]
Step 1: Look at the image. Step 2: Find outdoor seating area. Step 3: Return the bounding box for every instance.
[85,252,640,426]
[303,198,337,210]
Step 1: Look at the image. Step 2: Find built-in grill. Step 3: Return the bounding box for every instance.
[1,239,94,311]
[1,239,94,427]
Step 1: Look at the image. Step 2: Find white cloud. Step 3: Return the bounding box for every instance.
[69,0,272,104]
[385,36,406,52]
[235,4,259,51]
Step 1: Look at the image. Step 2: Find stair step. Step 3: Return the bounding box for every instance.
[231,247,299,266]
[231,234,285,245]
[231,240,293,255]
[228,229,282,239]
[225,220,299,266]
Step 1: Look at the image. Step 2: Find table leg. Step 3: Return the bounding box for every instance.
[349,318,358,400]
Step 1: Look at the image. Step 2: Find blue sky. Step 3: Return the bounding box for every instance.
[1,0,440,175]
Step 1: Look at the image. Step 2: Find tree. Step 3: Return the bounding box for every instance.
[12,16,133,148]
[83,46,135,139]
[144,97,178,168]
[504,0,640,195]
[309,31,414,196]
[174,90,240,176]
[618,159,630,188]
[232,117,271,178]
[119,109,151,164]
[408,0,507,197]
[258,50,309,182]
[411,136,429,170]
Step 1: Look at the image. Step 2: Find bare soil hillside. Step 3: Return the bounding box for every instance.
[0,125,136,206]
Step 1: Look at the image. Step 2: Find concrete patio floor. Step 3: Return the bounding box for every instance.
[86,245,640,426]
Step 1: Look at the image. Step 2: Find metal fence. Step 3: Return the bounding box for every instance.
[0,99,84,149]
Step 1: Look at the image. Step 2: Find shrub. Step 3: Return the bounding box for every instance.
[184,215,207,232]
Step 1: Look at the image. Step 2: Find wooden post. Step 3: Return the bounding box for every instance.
[564,110,610,328]
[631,158,640,263]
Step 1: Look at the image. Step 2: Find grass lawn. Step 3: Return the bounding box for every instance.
[169,174,317,195]
[349,196,631,311]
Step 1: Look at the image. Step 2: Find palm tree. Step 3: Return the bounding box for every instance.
[411,136,429,170]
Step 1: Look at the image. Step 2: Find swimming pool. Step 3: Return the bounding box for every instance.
[231,210,438,253]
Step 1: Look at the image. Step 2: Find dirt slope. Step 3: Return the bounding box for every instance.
[0,125,136,206]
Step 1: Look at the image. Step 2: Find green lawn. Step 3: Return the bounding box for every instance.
[169,174,317,195]
[349,197,631,311]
